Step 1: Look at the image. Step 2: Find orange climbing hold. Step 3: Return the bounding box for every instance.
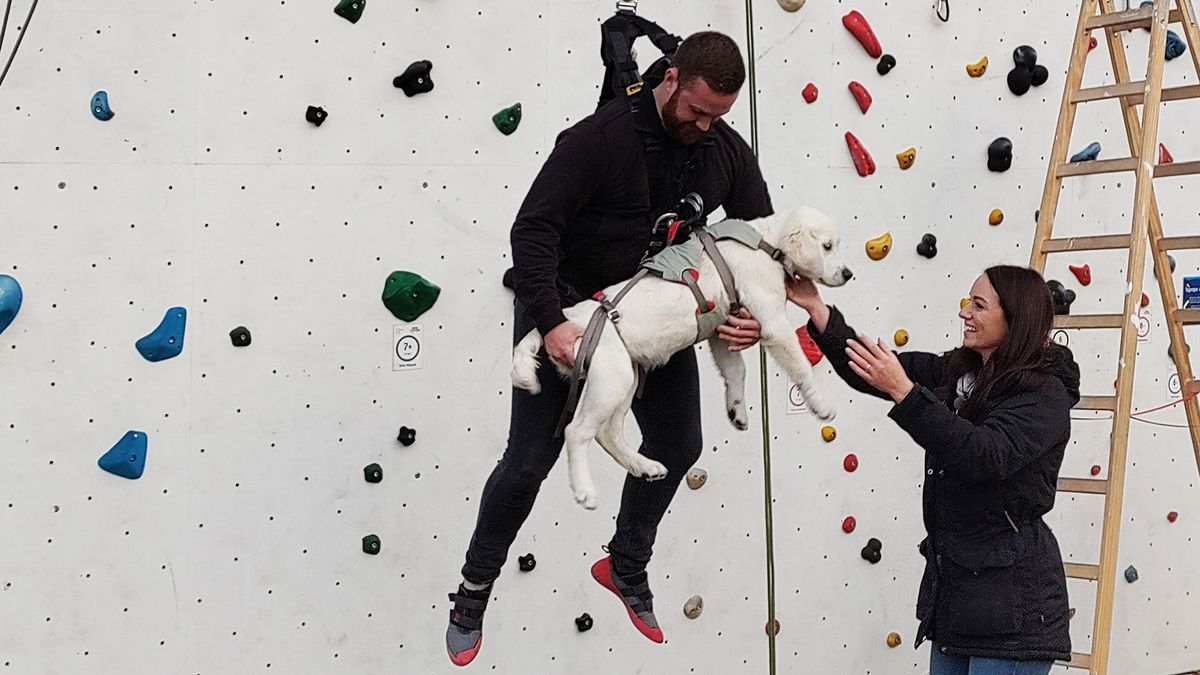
[887,632,902,648]
[988,208,1004,226]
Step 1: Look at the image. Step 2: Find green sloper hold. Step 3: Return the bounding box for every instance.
[382,271,440,321]
[334,0,364,23]
[493,103,522,135]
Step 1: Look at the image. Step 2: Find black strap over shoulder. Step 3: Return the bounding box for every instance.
[597,9,682,111]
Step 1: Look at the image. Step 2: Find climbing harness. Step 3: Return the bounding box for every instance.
[597,2,681,112]
[0,0,39,92]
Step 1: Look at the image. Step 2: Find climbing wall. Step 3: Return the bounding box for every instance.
[0,1,1198,675]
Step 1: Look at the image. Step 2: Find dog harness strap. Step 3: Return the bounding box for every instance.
[695,227,742,313]
[680,272,709,311]
[757,239,786,262]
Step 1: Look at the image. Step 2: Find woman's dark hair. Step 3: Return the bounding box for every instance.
[672,31,745,94]
[935,265,1056,419]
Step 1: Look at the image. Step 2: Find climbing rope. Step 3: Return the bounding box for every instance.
[1070,389,1200,428]
[0,0,39,92]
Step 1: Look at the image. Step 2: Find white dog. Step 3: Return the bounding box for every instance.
[512,207,851,509]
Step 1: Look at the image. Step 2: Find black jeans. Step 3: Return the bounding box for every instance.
[461,303,704,584]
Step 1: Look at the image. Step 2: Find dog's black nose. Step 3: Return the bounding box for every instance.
[842,268,854,281]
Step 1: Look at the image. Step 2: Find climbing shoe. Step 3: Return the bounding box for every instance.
[446,583,491,666]
[590,556,663,643]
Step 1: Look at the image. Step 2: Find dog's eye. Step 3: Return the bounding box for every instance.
[822,243,833,251]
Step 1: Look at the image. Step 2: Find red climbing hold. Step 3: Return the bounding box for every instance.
[842,516,857,533]
[1160,142,1174,164]
[1069,264,1091,286]
[844,454,859,473]
[1088,35,1098,51]
[1091,464,1102,476]
[796,325,824,365]
[842,11,882,59]
[803,82,819,104]
[848,81,872,114]
[1167,510,1179,522]
[1141,292,1151,308]
[845,132,876,177]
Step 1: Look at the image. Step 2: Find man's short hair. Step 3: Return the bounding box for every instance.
[672,31,746,94]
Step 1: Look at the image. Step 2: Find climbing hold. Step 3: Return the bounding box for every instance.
[305,105,328,127]
[362,534,381,555]
[845,132,875,177]
[363,463,383,483]
[686,467,708,490]
[843,453,859,473]
[1169,255,1177,273]
[802,82,818,104]
[0,275,22,336]
[1167,342,1190,361]
[1091,464,1102,476]
[777,0,805,11]
[988,137,1013,172]
[1013,45,1038,68]
[91,91,114,121]
[861,537,882,564]
[965,56,988,78]
[575,613,594,632]
[1167,511,1179,523]
[1160,143,1174,165]
[866,232,892,261]
[382,271,441,321]
[1089,35,1099,51]
[1166,30,1187,61]
[97,430,148,480]
[492,103,522,136]
[229,326,252,347]
[894,329,910,347]
[842,516,857,534]
[1070,142,1102,163]
[887,632,902,648]
[796,325,824,365]
[916,234,937,259]
[396,425,417,446]
[1069,607,1077,620]
[848,81,872,114]
[683,595,704,619]
[1007,67,1033,96]
[136,307,187,362]
[1030,64,1049,87]
[393,60,434,97]
[988,208,1004,226]
[765,618,781,636]
[334,0,365,23]
[842,11,882,59]
[1124,565,1139,583]
[1141,292,1151,308]
[960,297,970,310]
[1047,280,1076,315]
[895,147,916,170]
[1069,264,1092,286]
[876,54,896,76]
[518,553,537,572]
[821,425,837,442]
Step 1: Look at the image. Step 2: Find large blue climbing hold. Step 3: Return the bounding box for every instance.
[91,91,114,121]
[0,275,21,336]
[1165,30,1187,61]
[136,306,187,362]
[98,430,148,479]
[1070,141,1101,163]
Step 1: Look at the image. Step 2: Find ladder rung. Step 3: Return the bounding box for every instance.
[1159,236,1200,251]
[1065,562,1101,580]
[1062,652,1093,670]
[1075,395,1117,411]
[1054,314,1125,329]
[1155,160,1200,178]
[1078,82,1200,105]
[1057,157,1139,177]
[1084,6,1181,31]
[1042,234,1131,252]
[1059,477,1109,494]
[1173,308,1200,325]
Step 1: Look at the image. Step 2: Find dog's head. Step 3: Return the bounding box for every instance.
[773,207,853,287]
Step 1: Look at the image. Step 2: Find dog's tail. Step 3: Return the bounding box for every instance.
[512,329,544,394]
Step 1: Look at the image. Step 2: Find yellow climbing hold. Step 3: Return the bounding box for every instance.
[683,595,704,619]
[821,425,837,442]
[988,208,1004,226]
[960,297,971,310]
[895,147,916,170]
[966,56,988,78]
[686,467,708,490]
[894,329,909,347]
[866,232,892,261]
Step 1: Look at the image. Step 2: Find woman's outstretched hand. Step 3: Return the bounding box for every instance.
[845,332,915,403]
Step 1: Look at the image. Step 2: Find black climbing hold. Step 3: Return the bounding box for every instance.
[916,234,938,259]
[334,0,365,23]
[1047,280,1076,316]
[1166,30,1187,61]
[91,91,115,121]
[518,553,537,572]
[306,105,328,127]
[393,60,434,97]
[575,613,593,631]
[98,430,148,479]
[1169,254,1177,273]
[1124,565,1139,583]
[1030,64,1049,87]
[1013,45,1038,69]
[876,54,896,76]
[502,268,514,290]
[397,425,417,446]
[861,537,883,564]
[362,534,381,555]
[987,137,1013,172]
[1034,209,1040,223]
[229,326,252,347]
[1168,342,1190,361]
[1007,66,1033,96]
[492,103,522,135]
[364,463,383,483]
[382,271,441,321]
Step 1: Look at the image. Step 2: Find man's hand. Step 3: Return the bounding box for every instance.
[717,308,762,351]
[545,321,585,367]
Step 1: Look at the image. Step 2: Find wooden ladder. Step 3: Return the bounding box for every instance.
[1029,0,1200,672]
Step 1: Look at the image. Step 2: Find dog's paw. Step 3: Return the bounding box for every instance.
[572,484,598,510]
[727,400,749,431]
[810,400,837,421]
[632,458,669,482]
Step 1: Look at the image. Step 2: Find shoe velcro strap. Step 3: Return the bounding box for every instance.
[449,592,488,612]
[449,607,483,631]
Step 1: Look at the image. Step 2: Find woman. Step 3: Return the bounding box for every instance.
[788,265,1080,675]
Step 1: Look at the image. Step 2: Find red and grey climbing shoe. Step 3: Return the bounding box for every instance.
[590,556,664,643]
[446,583,491,667]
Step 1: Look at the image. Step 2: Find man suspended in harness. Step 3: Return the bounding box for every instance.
[448,13,774,666]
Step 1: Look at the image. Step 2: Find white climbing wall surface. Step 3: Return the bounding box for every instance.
[0,0,1197,674]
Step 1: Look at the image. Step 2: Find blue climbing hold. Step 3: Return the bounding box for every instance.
[1070,141,1101,163]
[91,91,114,121]
[98,430,148,479]
[136,306,187,362]
[0,275,22,336]
[1166,30,1187,61]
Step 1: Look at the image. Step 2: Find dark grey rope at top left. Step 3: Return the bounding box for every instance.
[0,0,41,92]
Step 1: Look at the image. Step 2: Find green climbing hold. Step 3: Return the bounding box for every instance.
[492,103,522,136]
[382,271,440,321]
[362,534,381,555]
[229,326,252,347]
[364,463,383,483]
[334,0,365,23]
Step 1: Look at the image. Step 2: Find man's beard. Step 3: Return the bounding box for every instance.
[661,90,706,145]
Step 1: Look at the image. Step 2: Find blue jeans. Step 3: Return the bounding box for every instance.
[930,646,1053,675]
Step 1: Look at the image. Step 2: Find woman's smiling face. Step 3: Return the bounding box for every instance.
[959,273,1008,361]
